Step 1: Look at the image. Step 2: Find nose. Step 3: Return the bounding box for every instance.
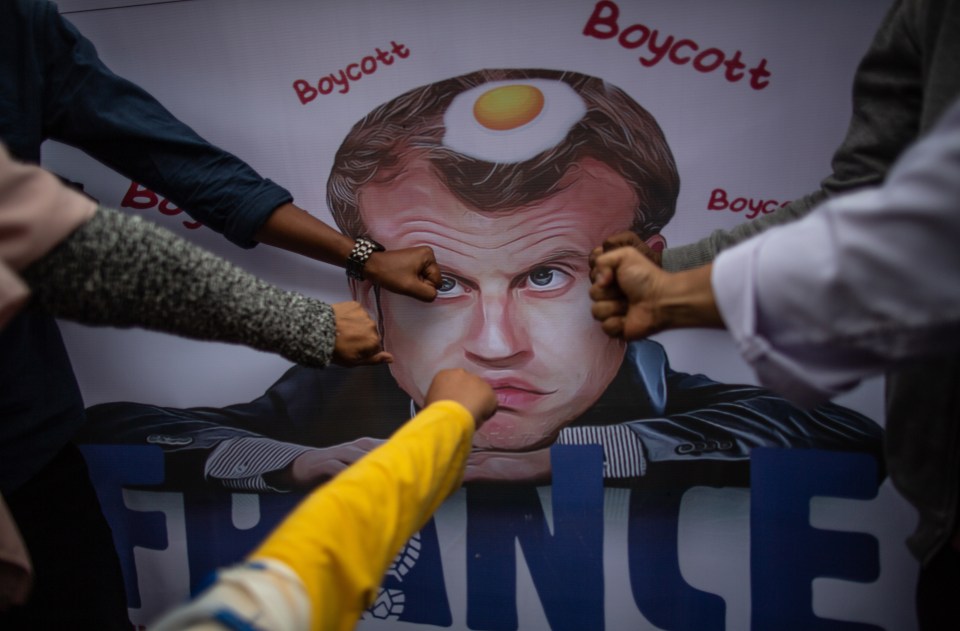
[463,287,531,368]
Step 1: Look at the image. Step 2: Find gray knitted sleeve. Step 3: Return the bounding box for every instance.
[660,191,824,271]
[23,207,336,367]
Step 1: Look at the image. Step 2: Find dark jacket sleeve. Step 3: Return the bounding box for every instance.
[623,366,884,486]
[34,1,291,246]
[79,364,411,486]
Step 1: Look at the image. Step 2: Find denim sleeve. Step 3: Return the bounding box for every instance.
[37,3,291,247]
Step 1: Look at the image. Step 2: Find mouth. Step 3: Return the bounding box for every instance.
[487,379,555,411]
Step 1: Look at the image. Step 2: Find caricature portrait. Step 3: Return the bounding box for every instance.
[81,68,883,493]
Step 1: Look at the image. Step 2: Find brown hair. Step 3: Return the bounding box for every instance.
[327,68,678,238]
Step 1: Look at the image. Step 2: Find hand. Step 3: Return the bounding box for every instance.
[590,249,721,338]
[425,368,498,427]
[331,301,393,366]
[590,247,663,338]
[588,231,662,282]
[365,246,442,302]
[285,438,386,489]
[463,447,552,484]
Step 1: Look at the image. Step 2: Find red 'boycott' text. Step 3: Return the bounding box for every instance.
[583,1,771,90]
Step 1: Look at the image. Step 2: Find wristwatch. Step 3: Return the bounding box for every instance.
[345,236,385,280]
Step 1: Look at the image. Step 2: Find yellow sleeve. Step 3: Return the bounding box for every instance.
[249,400,475,631]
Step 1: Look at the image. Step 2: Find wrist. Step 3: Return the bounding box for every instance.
[345,237,384,281]
[656,264,722,330]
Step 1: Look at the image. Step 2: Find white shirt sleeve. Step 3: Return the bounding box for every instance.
[713,97,960,406]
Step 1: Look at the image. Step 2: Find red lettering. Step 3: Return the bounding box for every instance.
[293,41,411,104]
[709,189,786,218]
[360,56,377,74]
[618,24,649,49]
[345,64,362,82]
[749,58,771,90]
[708,188,728,210]
[331,69,350,94]
[375,47,394,65]
[292,79,317,105]
[119,181,204,230]
[723,50,746,82]
[121,182,158,210]
[693,48,724,73]
[669,39,697,65]
[746,198,766,219]
[583,0,619,39]
[639,31,674,68]
[158,199,182,216]
[582,1,771,91]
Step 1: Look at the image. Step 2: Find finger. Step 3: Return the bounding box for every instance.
[588,245,603,269]
[603,231,642,251]
[588,247,605,282]
[366,351,394,364]
[421,258,443,288]
[589,282,624,302]
[406,280,437,302]
[600,316,625,338]
[591,300,627,321]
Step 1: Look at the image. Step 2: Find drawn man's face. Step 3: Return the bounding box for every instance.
[357,156,638,450]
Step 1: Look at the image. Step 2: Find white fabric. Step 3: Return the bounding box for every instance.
[149,558,310,631]
[713,97,960,406]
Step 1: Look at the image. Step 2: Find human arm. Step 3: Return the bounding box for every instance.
[22,206,389,367]
[255,203,441,301]
[593,97,960,407]
[149,369,496,631]
[660,0,928,271]
[712,94,960,405]
[31,4,439,300]
[590,247,722,339]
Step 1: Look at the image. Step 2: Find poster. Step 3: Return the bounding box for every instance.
[40,1,914,629]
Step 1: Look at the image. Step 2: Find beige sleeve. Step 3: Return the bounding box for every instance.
[0,143,95,328]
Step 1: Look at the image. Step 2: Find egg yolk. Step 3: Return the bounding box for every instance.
[473,85,545,131]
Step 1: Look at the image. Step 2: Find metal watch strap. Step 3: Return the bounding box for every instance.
[345,237,385,280]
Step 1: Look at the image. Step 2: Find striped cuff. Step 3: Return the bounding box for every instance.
[557,425,646,479]
[205,437,313,492]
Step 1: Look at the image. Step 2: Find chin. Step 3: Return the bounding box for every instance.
[473,413,558,451]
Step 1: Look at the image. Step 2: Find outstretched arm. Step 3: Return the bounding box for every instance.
[24,206,390,368]
[35,6,440,302]
[150,369,496,631]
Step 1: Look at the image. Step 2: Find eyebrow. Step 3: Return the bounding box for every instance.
[439,247,586,275]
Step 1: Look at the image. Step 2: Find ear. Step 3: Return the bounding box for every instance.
[644,233,666,252]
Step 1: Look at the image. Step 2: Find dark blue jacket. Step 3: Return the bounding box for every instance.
[0,0,291,492]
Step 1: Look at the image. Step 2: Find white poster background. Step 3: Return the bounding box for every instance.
[40,0,913,628]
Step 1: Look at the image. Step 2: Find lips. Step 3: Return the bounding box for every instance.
[487,378,555,411]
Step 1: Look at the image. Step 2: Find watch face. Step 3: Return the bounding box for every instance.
[363,237,385,251]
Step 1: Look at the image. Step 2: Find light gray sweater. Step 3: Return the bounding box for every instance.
[24,207,337,368]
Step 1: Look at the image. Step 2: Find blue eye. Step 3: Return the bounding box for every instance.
[529,268,555,287]
[526,266,571,292]
[438,276,457,293]
[437,275,469,298]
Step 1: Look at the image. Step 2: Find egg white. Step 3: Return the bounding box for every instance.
[442,79,587,164]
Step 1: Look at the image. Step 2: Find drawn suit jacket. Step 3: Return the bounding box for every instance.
[81,341,883,489]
